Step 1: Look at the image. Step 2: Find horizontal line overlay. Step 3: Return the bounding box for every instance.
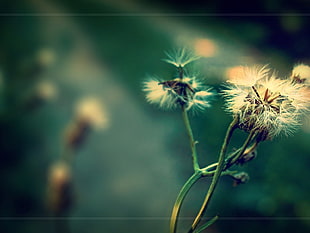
[0,216,309,221]
[0,13,310,17]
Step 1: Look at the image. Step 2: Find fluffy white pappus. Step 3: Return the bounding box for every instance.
[186,90,214,112]
[163,48,200,68]
[143,77,214,112]
[227,65,270,87]
[276,79,310,112]
[223,65,310,138]
[143,78,178,110]
[292,64,310,84]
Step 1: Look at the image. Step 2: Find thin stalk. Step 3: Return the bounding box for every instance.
[188,117,239,233]
[228,131,256,165]
[169,168,235,233]
[178,65,184,80]
[193,216,218,233]
[170,171,202,233]
[200,139,259,175]
[182,105,200,171]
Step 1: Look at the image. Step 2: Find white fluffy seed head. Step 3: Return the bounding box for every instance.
[223,65,310,139]
[143,76,213,112]
[291,64,310,85]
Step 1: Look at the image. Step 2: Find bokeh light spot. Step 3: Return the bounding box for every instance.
[194,38,217,57]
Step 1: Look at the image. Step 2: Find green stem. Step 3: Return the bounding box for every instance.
[178,65,184,80]
[228,131,256,166]
[201,137,259,175]
[189,117,239,233]
[169,170,236,233]
[170,171,202,233]
[182,105,200,171]
[193,216,218,233]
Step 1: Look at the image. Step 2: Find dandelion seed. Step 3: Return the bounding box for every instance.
[163,48,200,68]
[223,65,310,139]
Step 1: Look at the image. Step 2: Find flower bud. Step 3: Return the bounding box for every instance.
[232,172,250,186]
[237,148,257,165]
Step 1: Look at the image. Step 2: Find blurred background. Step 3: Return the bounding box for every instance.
[0,0,309,233]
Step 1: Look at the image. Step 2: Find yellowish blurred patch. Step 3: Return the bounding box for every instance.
[47,162,73,214]
[36,80,58,101]
[194,38,217,57]
[225,66,244,81]
[75,97,109,130]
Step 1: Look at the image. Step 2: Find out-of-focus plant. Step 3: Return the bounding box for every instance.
[46,97,108,232]
[143,49,310,233]
[47,97,108,211]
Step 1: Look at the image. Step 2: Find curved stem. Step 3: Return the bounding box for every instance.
[170,171,202,233]
[182,105,200,171]
[189,117,239,232]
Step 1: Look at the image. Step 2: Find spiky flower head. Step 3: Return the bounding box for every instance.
[223,65,310,140]
[143,76,213,112]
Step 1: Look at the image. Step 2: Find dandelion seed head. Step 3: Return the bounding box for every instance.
[223,65,310,139]
[143,49,213,112]
[291,64,310,84]
[143,76,213,112]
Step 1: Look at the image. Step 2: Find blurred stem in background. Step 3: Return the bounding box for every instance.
[46,97,108,233]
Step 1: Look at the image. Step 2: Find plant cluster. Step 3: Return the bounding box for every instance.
[143,49,310,233]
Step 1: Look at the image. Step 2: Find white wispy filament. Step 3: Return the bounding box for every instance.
[162,48,200,68]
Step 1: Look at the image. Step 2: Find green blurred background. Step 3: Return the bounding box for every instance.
[0,0,310,233]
